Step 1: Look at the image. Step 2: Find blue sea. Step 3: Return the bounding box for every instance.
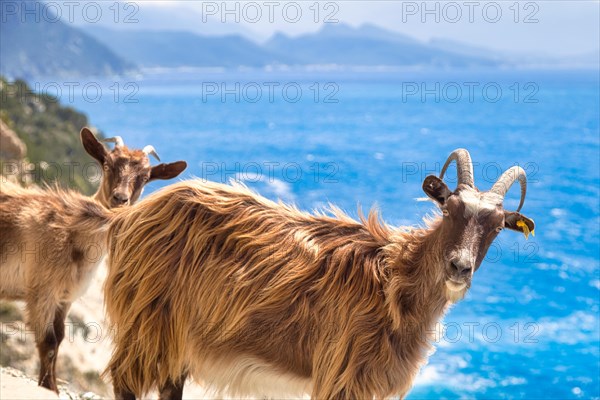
[67,68,599,399]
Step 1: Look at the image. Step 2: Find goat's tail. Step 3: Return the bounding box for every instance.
[73,198,115,236]
[51,189,116,238]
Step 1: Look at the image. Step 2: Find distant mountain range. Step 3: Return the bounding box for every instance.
[85,28,286,68]
[0,1,132,79]
[2,1,595,79]
[85,23,498,70]
[0,1,500,79]
[264,24,498,67]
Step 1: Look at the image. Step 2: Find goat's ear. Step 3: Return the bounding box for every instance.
[422,175,452,206]
[504,211,535,237]
[81,128,107,163]
[150,161,187,181]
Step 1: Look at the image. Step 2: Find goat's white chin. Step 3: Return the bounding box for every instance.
[446,280,467,291]
[445,280,467,303]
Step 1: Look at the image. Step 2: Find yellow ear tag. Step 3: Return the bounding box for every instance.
[516,220,534,239]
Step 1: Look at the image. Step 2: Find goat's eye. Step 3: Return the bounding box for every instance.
[495,226,503,233]
[103,164,109,172]
[442,209,449,217]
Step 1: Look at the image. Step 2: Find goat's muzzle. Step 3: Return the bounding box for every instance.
[111,192,130,207]
[445,259,472,295]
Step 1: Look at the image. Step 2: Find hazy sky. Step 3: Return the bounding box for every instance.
[66,0,599,56]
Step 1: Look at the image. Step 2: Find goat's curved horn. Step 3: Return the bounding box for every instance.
[490,166,527,212]
[101,136,124,148]
[439,148,475,187]
[142,145,161,162]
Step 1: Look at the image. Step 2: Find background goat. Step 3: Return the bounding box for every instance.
[104,149,535,399]
[0,127,186,392]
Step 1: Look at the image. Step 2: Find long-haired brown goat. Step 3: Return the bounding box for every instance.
[0,128,186,392]
[104,149,535,399]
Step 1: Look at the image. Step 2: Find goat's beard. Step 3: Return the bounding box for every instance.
[445,280,468,303]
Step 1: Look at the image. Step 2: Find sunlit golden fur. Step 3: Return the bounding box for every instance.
[105,180,456,399]
[0,181,114,392]
[0,181,113,337]
[0,128,186,392]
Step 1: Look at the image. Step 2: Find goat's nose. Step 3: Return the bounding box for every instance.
[450,261,471,277]
[112,192,129,205]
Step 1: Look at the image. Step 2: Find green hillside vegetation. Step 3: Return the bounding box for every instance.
[0,77,101,194]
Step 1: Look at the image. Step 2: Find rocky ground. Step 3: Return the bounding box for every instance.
[0,366,101,400]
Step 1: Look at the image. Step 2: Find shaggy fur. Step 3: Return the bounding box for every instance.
[0,183,113,305]
[0,182,113,388]
[0,128,186,392]
[105,180,454,399]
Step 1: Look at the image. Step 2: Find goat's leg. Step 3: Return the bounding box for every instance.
[111,365,137,400]
[36,302,69,392]
[113,386,136,400]
[311,387,354,400]
[158,372,188,400]
[312,350,375,400]
[312,385,372,400]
